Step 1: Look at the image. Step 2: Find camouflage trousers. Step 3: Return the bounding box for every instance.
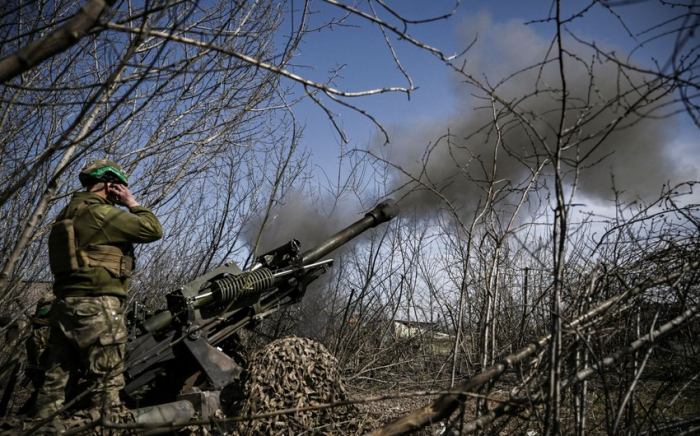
[33,295,127,419]
[25,322,51,389]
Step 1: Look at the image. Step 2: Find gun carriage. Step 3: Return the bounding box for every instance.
[123,200,399,422]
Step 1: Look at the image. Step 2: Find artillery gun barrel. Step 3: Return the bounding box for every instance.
[198,199,398,309]
[138,199,398,334]
[298,199,399,265]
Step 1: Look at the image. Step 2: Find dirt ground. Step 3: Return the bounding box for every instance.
[354,395,444,436]
[346,375,451,436]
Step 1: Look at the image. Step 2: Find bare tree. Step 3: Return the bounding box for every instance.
[3,0,698,433]
[0,0,461,421]
[0,0,459,303]
[360,1,700,435]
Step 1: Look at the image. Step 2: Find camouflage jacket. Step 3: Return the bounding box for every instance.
[50,192,163,298]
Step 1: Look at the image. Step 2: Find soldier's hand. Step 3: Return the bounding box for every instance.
[107,183,139,208]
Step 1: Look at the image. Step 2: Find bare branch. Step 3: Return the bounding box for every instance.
[0,0,115,83]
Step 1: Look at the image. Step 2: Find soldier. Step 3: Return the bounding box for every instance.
[26,293,55,385]
[33,159,163,420]
[17,292,55,416]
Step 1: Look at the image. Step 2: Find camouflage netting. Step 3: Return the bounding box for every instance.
[231,336,375,435]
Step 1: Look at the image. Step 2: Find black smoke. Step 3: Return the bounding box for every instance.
[375,13,696,221]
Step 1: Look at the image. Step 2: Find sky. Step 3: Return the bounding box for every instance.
[215,0,700,328]
[248,0,699,250]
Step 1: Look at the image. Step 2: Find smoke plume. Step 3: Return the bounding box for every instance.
[242,191,382,263]
[376,13,697,221]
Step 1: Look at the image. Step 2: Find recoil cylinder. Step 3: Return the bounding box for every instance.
[210,268,275,306]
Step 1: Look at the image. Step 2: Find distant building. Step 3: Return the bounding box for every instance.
[393,319,446,339]
[392,319,454,355]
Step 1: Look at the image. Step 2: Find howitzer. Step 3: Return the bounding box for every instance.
[124,199,399,421]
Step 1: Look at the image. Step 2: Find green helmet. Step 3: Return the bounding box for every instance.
[79,159,129,187]
[35,293,55,318]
